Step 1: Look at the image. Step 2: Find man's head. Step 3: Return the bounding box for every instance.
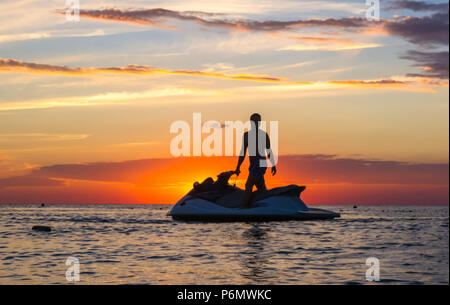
[250,113,261,128]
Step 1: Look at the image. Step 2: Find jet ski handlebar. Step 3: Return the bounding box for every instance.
[192,171,238,191]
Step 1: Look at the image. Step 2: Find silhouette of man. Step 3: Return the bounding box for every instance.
[235,113,277,208]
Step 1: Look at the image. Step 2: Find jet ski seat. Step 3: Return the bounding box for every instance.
[189,172,308,210]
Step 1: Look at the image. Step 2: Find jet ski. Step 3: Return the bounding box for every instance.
[169,171,340,222]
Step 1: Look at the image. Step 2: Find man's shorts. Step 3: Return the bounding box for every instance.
[245,163,267,191]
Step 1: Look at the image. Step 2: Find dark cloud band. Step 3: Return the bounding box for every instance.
[400,50,449,79]
[385,12,449,47]
[1,155,448,189]
[385,0,449,12]
[67,7,448,50]
[68,7,379,32]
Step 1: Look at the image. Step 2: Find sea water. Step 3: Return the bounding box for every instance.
[0,204,448,284]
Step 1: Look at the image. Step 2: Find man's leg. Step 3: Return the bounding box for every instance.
[240,175,255,208]
[254,175,267,191]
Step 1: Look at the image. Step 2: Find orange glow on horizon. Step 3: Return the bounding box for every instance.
[0,156,447,205]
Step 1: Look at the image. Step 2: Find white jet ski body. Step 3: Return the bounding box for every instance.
[169,172,340,222]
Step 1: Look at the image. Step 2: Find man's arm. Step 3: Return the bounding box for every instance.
[266,133,277,176]
[235,133,247,176]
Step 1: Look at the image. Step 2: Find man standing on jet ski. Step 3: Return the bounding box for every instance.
[235,113,277,209]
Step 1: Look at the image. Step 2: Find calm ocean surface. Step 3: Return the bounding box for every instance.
[0,204,448,284]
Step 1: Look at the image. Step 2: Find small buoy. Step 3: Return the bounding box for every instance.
[32,225,51,232]
[353,205,357,209]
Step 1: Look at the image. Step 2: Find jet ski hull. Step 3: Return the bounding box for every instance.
[171,208,340,222]
[169,195,340,222]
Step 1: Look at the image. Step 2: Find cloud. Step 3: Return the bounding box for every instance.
[328,79,409,88]
[2,57,444,93]
[385,0,449,12]
[0,133,89,141]
[111,141,160,147]
[0,57,290,83]
[278,61,318,69]
[279,36,381,51]
[0,30,110,43]
[0,32,51,43]
[0,156,38,179]
[69,7,450,50]
[280,154,449,185]
[400,50,449,79]
[289,36,370,44]
[68,8,379,32]
[383,12,449,47]
[0,174,64,188]
[0,88,224,111]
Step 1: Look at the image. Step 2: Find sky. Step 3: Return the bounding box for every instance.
[0,0,448,204]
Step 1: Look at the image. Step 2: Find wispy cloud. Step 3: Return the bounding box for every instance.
[0,32,51,43]
[0,133,89,141]
[280,40,381,51]
[385,0,449,12]
[67,8,379,32]
[0,88,224,111]
[67,6,448,50]
[0,29,109,43]
[400,50,449,79]
[111,141,160,147]
[277,61,318,70]
[0,58,291,83]
[1,58,445,99]
[329,79,409,88]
